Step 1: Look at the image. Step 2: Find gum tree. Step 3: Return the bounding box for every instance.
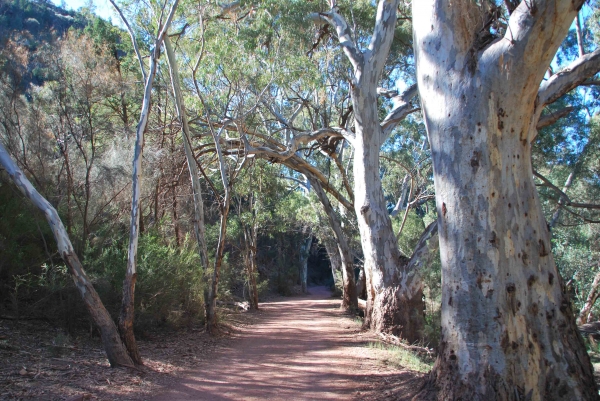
[413,0,600,398]
[312,0,424,341]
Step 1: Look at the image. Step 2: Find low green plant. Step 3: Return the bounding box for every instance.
[367,341,433,373]
[85,229,205,330]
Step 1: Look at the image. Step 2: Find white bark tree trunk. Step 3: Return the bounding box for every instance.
[0,143,133,368]
[317,0,425,341]
[309,174,358,310]
[299,234,312,294]
[164,36,210,271]
[413,1,597,398]
[578,261,600,325]
[205,123,236,334]
[120,1,178,365]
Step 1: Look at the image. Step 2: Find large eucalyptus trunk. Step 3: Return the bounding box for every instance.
[414,1,597,398]
[120,2,178,365]
[352,89,424,341]
[0,144,133,368]
[316,0,424,342]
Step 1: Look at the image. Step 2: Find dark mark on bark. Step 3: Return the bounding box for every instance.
[538,239,548,256]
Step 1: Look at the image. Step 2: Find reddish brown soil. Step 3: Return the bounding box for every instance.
[152,286,425,401]
[0,286,425,400]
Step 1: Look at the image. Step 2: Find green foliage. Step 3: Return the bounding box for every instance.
[0,177,56,287]
[366,341,433,373]
[85,230,205,329]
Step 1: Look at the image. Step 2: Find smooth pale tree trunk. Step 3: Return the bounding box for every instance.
[0,144,133,368]
[164,36,210,271]
[316,0,424,341]
[356,266,366,300]
[405,222,438,275]
[205,124,235,334]
[243,221,259,310]
[323,239,342,291]
[309,175,357,310]
[299,234,312,294]
[239,193,259,310]
[414,1,597,398]
[120,1,178,365]
[578,262,600,325]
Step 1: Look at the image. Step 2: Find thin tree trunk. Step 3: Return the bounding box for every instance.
[120,1,179,365]
[578,261,600,325]
[0,143,133,367]
[549,171,575,229]
[171,180,181,247]
[356,266,366,300]
[299,234,312,294]
[309,174,358,310]
[239,193,259,310]
[246,222,259,310]
[164,36,210,271]
[324,239,342,291]
[205,124,233,334]
[576,12,585,58]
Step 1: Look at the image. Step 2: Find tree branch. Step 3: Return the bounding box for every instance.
[365,0,400,75]
[536,107,575,130]
[380,84,419,140]
[308,10,363,71]
[534,170,600,211]
[537,48,600,107]
[109,0,147,82]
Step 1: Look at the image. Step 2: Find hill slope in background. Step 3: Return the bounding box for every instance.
[0,0,87,90]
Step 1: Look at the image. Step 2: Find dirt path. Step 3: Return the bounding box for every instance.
[152,286,423,400]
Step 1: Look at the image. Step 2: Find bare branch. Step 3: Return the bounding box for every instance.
[536,107,575,130]
[308,11,363,71]
[576,12,585,58]
[109,0,147,82]
[365,0,400,75]
[537,48,600,107]
[380,84,419,140]
[534,170,600,211]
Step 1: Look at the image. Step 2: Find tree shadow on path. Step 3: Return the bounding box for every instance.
[151,286,424,401]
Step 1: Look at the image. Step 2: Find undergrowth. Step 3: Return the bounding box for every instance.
[367,341,433,373]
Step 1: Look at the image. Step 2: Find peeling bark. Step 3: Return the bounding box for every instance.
[413,1,597,398]
[0,144,133,368]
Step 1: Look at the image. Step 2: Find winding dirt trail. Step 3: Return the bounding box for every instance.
[151,286,421,400]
